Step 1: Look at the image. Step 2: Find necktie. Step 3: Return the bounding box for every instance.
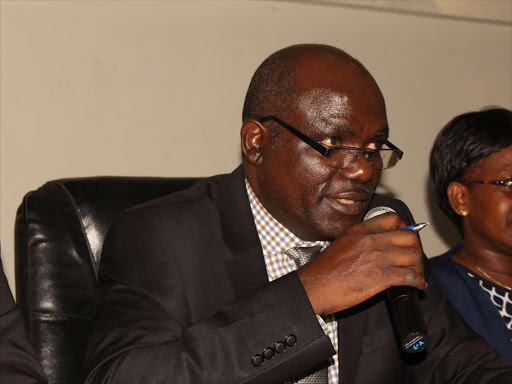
[285,245,328,384]
[285,245,323,269]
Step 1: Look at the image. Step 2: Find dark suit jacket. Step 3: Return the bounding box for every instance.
[431,247,512,360]
[85,166,512,383]
[0,258,48,384]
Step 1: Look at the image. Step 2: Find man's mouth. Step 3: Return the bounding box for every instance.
[336,198,358,205]
[325,191,373,215]
[331,189,373,202]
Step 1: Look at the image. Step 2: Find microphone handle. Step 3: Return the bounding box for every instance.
[364,205,429,353]
[386,286,429,353]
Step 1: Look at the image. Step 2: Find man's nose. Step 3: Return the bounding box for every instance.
[337,154,375,182]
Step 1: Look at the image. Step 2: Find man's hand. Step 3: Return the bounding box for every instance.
[297,212,426,316]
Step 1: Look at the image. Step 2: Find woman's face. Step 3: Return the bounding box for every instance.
[461,145,512,255]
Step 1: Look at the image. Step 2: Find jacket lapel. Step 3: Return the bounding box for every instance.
[338,304,367,384]
[213,166,270,300]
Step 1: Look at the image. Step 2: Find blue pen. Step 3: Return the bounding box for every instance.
[403,222,429,232]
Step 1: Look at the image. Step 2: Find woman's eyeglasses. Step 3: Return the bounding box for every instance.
[460,178,512,188]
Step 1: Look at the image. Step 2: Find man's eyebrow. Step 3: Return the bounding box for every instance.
[317,121,390,138]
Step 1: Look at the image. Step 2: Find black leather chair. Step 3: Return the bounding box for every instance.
[15,176,200,384]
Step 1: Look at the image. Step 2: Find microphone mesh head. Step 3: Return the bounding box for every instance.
[364,206,396,221]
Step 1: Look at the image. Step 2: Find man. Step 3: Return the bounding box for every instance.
[0,257,48,383]
[85,44,512,383]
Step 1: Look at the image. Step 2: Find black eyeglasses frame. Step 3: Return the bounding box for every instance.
[259,115,403,163]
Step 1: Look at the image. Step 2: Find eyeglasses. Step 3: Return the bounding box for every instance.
[259,115,403,170]
[460,178,512,188]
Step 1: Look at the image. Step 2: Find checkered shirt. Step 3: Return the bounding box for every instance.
[245,179,339,384]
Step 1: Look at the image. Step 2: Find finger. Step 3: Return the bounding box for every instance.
[381,244,424,271]
[374,228,422,248]
[362,212,405,233]
[386,265,427,290]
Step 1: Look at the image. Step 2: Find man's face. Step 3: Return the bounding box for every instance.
[255,70,389,241]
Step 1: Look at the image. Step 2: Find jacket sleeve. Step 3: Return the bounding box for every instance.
[84,203,335,384]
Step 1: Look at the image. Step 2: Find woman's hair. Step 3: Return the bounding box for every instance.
[429,107,512,233]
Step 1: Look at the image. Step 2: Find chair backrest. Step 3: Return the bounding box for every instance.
[15,176,200,384]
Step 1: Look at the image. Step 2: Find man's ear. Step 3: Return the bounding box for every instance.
[241,120,269,166]
[447,181,469,217]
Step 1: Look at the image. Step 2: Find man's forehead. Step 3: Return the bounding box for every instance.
[269,47,388,136]
[297,89,351,125]
[294,87,387,137]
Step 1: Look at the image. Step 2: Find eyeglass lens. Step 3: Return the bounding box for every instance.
[327,148,400,170]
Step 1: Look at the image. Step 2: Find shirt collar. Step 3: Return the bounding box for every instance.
[245,178,330,256]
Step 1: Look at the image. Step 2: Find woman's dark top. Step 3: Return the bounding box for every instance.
[431,246,512,360]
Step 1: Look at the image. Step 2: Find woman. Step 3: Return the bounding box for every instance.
[429,107,512,359]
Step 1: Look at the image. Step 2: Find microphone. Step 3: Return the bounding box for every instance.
[363,206,429,353]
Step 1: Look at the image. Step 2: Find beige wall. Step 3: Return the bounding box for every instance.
[1,0,511,294]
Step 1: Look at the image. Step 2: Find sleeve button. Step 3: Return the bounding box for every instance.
[285,334,297,346]
[274,341,286,353]
[263,347,275,359]
[252,354,264,367]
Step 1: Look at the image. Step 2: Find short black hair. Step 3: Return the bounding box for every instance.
[242,44,357,122]
[242,47,297,122]
[429,107,512,233]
